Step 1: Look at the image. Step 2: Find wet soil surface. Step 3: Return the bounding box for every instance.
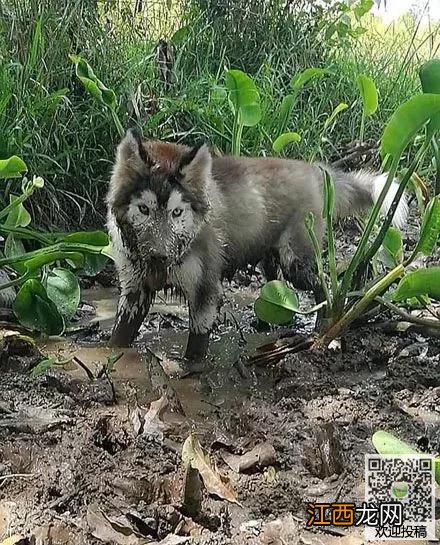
[0,219,439,544]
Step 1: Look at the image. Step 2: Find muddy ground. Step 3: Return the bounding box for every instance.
[0,215,439,545]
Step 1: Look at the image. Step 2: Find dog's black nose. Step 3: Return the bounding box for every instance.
[150,252,168,264]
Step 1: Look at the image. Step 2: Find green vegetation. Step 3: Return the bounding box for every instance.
[1,0,439,340]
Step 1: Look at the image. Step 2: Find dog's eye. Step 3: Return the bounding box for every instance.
[172,208,183,218]
[138,204,150,215]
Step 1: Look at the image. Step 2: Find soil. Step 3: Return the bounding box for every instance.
[0,216,439,545]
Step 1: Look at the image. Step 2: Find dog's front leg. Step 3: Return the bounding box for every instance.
[185,281,222,362]
[109,272,153,347]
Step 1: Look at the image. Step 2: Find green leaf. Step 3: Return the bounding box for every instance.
[413,195,440,257]
[31,357,56,377]
[291,68,327,94]
[4,195,31,228]
[357,74,378,117]
[13,279,64,335]
[353,0,373,19]
[381,94,440,160]
[61,231,109,275]
[379,227,403,267]
[276,94,296,134]
[70,55,117,111]
[323,102,348,131]
[419,59,440,94]
[322,168,335,218]
[0,156,27,179]
[5,234,26,262]
[372,430,440,484]
[272,132,301,153]
[170,25,190,45]
[254,280,299,325]
[225,69,261,127]
[45,268,80,322]
[22,250,84,275]
[391,267,440,302]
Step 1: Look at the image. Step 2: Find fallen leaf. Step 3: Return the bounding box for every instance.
[222,443,276,473]
[131,395,168,438]
[86,503,150,544]
[182,434,239,504]
[182,466,202,516]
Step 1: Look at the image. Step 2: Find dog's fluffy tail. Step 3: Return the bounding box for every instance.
[327,167,408,230]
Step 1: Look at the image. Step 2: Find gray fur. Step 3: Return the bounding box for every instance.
[107,132,408,359]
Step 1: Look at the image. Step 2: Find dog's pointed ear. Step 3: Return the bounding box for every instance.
[116,127,153,169]
[180,143,212,181]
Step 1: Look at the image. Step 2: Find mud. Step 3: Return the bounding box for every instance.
[0,219,439,544]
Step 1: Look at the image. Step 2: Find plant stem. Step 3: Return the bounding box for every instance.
[336,158,399,311]
[111,109,125,138]
[360,142,427,271]
[359,111,365,142]
[432,138,440,196]
[0,225,52,245]
[375,296,440,330]
[305,214,332,308]
[318,264,405,346]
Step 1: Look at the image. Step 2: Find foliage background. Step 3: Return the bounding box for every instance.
[1,0,439,228]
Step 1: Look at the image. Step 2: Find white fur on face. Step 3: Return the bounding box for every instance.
[167,189,195,235]
[126,190,158,227]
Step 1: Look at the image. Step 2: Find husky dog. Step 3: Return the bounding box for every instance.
[107,129,407,362]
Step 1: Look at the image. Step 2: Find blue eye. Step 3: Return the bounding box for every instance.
[172,208,183,218]
[139,204,149,215]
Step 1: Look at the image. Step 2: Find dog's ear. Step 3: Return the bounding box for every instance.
[115,127,154,169]
[180,143,212,182]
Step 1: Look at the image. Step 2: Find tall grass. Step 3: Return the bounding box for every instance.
[0,0,439,228]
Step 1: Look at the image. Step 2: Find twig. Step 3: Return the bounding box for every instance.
[72,356,95,380]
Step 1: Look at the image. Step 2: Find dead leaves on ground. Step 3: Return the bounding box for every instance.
[87,504,190,545]
[182,434,240,505]
[131,394,169,439]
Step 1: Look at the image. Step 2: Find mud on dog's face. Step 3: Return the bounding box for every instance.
[108,130,212,267]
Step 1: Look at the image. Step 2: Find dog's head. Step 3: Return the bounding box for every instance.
[108,129,212,274]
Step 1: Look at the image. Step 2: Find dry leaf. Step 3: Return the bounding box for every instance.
[131,395,168,438]
[157,536,191,545]
[86,503,150,545]
[182,434,239,504]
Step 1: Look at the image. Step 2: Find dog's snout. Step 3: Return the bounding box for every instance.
[150,252,168,264]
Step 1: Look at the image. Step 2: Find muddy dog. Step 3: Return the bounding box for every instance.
[107,129,407,365]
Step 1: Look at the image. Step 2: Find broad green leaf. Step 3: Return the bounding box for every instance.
[391,267,440,301]
[170,25,190,45]
[22,250,84,274]
[291,68,327,93]
[61,231,109,275]
[419,59,440,94]
[254,280,299,325]
[13,279,64,335]
[70,55,117,111]
[45,268,80,321]
[254,298,295,325]
[4,195,31,228]
[31,357,56,377]
[357,74,378,117]
[353,0,374,19]
[379,227,403,267]
[323,102,348,130]
[381,94,440,160]
[225,69,261,127]
[276,94,296,134]
[272,132,301,153]
[419,59,440,137]
[413,196,440,256]
[373,430,440,484]
[0,156,27,179]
